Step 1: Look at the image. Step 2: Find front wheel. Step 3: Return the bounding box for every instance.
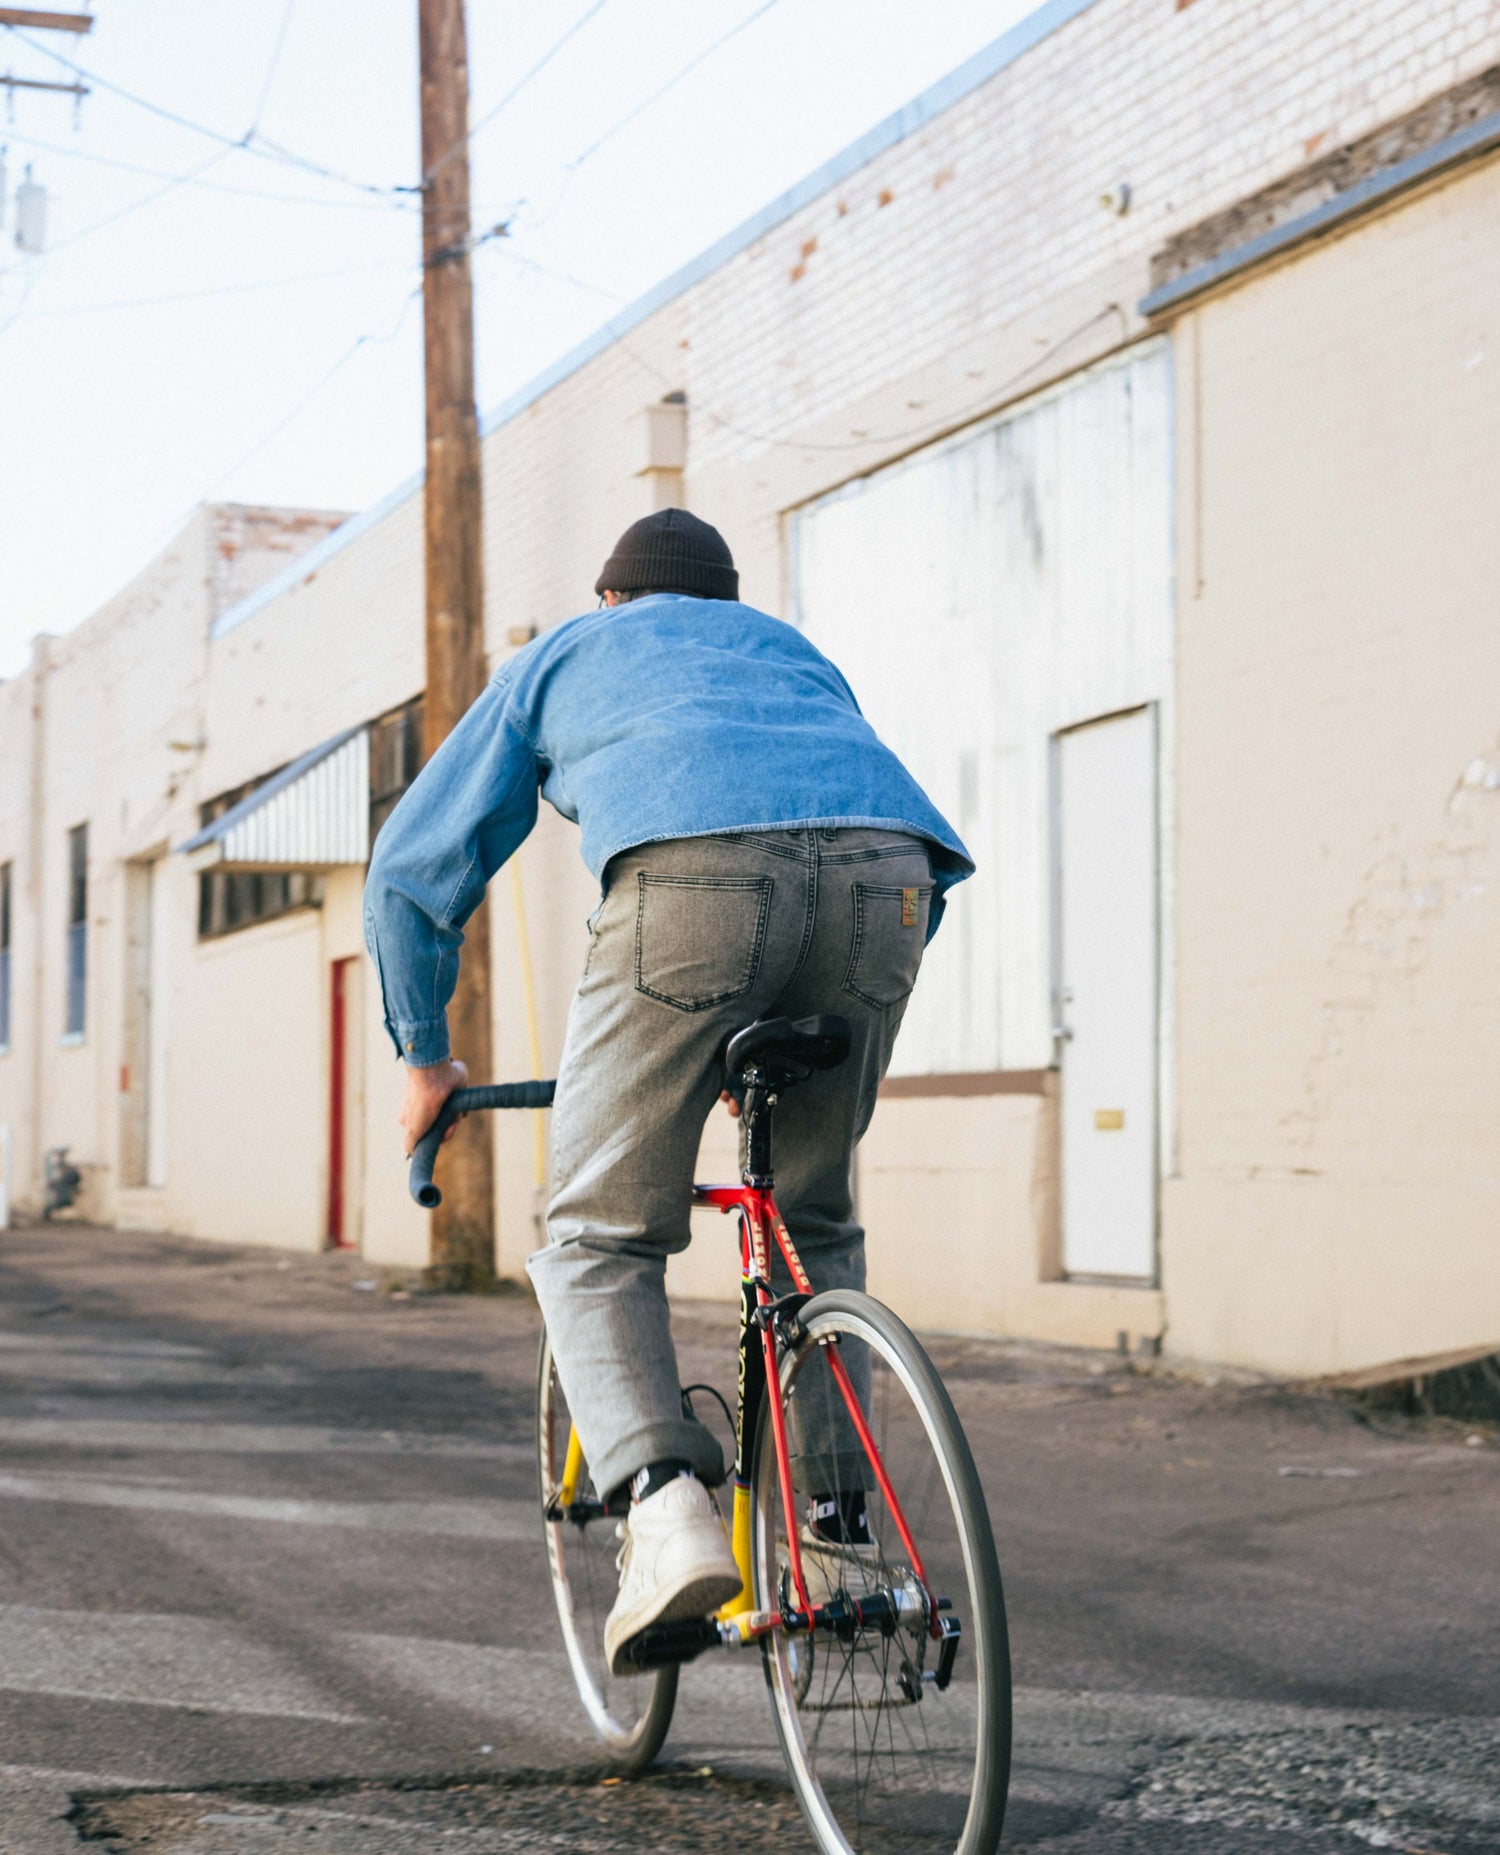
[751,1291,1011,1855]
[537,1331,678,1771]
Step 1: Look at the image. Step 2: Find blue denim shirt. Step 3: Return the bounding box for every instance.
[364,594,973,1064]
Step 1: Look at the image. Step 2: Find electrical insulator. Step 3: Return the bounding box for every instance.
[15,166,48,255]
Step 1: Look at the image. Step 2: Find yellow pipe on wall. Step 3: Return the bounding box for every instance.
[508,855,548,1192]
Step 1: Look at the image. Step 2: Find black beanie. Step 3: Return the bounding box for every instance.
[595,508,738,601]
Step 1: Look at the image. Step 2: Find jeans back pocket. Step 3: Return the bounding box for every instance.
[635,873,774,1012]
[844,883,932,1008]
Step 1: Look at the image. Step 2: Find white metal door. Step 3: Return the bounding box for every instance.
[1057,708,1157,1279]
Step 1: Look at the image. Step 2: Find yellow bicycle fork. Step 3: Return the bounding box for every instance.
[558,1423,585,1511]
[557,1421,758,1630]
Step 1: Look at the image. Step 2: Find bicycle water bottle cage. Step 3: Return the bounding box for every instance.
[723,1014,852,1090]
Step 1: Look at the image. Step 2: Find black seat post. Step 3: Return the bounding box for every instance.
[742,1069,775,1190]
[723,1014,852,1192]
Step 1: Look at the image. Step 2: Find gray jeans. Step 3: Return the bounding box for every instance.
[526,827,931,1501]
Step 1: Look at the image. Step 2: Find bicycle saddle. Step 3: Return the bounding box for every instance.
[723,1014,852,1087]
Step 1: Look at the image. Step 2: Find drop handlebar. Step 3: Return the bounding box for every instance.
[408,1081,557,1208]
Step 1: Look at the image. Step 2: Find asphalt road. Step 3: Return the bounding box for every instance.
[0,1223,1496,1853]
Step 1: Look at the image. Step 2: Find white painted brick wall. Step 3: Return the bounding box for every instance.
[0,506,356,1216]
[677,0,1499,482]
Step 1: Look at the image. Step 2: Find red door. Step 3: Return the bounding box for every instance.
[327,958,355,1248]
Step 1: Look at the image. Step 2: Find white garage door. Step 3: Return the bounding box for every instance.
[792,340,1174,1090]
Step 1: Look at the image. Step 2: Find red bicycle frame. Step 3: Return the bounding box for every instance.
[692,1179,932,1628]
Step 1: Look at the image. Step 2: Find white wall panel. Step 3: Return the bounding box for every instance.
[793,341,1172,1075]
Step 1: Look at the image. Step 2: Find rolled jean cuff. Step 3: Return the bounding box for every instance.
[591,1415,726,1508]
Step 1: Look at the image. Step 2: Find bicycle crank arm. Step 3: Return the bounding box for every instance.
[618,1601,807,1670]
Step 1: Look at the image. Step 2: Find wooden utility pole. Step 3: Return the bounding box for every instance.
[418,0,495,1290]
[0,9,95,30]
[0,8,93,106]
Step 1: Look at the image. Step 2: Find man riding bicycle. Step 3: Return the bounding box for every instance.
[364,507,971,1674]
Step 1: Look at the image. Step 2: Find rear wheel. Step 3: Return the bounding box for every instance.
[537,1331,677,1771]
[750,1291,1011,1855]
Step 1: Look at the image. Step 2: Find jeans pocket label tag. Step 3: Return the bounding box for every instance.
[901,887,920,929]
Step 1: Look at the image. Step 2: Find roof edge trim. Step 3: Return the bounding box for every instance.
[1141,105,1500,318]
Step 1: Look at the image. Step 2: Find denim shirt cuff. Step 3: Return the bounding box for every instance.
[391,1015,451,1067]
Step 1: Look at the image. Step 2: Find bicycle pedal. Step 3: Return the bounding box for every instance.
[934,1612,961,1690]
[617,1615,724,1671]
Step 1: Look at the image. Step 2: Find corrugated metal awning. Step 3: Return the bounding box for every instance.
[179,726,370,871]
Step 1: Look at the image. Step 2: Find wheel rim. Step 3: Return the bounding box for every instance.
[538,1339,674,1753]
[752,1304,1002,1854]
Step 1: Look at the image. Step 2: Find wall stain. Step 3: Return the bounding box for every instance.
[1282,746,1500,1150]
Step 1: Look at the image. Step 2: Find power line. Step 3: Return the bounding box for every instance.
[514,0,781,240]
[0,269,39,337]
[46,145,233,256]
[549,0,780,197]
[492,235,1125,460]
[0,142,411,338]
[21,255,416,319]
[8,0,787,241]
[421,0,612,188]
[248,128,406,200]
[4,23,408,201]
[41,274,425,628]
[479,238,625,308]
[461,0,784,239]
[650,305,1133,457]
[201,277,423,489]
[0,127,411,209]
[246,0,298,140]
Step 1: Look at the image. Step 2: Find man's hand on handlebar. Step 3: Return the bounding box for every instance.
[399,1057,468,1158]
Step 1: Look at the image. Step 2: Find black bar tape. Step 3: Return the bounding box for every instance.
[407,1079,557,1208]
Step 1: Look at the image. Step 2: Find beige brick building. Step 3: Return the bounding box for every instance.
[3,0,1498,1379]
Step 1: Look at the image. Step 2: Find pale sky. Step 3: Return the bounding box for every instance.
[0,0,1038,677]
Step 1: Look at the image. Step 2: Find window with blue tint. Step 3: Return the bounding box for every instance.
[0,860,11,1051]
[65,824,87,1039]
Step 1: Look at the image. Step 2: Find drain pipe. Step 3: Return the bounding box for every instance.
[508,855,548,1225]
[26,634,53,1209]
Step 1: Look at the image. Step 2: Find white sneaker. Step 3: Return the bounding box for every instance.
[604,1477,743,1676]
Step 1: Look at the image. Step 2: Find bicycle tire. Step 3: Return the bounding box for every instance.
[750,1290,1011,1855]
[536,1331,678,1772]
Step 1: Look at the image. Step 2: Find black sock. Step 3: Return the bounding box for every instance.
[630,1458,697,1504]
[808,1489,871,1545]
